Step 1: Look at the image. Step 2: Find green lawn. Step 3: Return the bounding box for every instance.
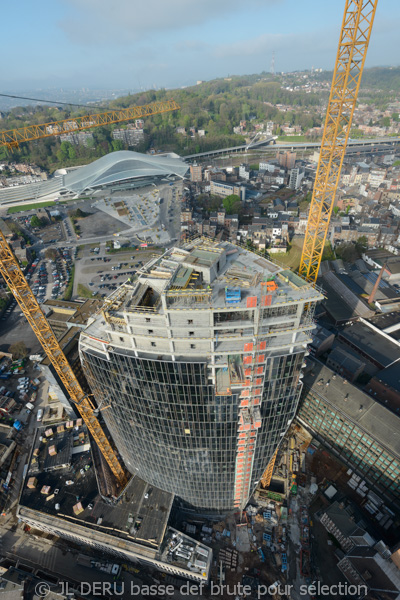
[7,201,57,214]
[273,239,304,270]
[7,198,77,214]
[63,266,75,301]
[77,283,94,298]
[273,237,334,271]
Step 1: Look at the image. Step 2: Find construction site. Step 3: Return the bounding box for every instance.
[1,0,395,595]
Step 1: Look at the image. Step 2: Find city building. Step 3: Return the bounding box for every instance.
[79,238,323,512]
[308,325,335,358]
[320,501,374,552]
[17,424,212,582]
[326,346,365,382]
[210,180,245,201]
[298,361,400,508]
[365,360,400,413]
[277,151,296,170]
[112,127,144,147]
[338,320,400,372]
[239,164,250,181]
[60,132,94,147]
[289,168,305,190]
[189,164,203,182]
[338,545,400,599]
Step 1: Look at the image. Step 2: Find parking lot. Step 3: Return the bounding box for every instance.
[19,249,73,305]
[0,355,46,428]
[73,243,162,298]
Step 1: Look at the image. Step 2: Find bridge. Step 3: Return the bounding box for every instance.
[183,137,400,161]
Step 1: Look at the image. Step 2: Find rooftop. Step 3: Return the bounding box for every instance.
[339,320,400,368]
[63,151,188,193]
[328,346,365,372]
[43,299,102,328]
[85,238,322,334]
[302,360,400,459]
[20,423,173,551]
[371,360,400,393]
[322,501,360,537]
[340,547,400,597]
[367,311,400,338]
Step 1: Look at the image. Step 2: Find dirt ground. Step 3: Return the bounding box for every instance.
[75,209,130,238]
[0,307,41,356]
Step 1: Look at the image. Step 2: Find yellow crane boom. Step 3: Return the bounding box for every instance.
[260,448,278,489]
[0,99,180,150]
[0,232,127,487]
[299,0,378,282]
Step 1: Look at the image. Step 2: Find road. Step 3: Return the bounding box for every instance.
[183,136,400,160]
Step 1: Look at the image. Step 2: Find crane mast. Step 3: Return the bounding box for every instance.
[299,0,378,283]
[0,99,180,150]
[0,232,127,486]
[261,0,378,491]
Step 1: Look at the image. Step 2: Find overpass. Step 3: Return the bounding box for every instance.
[183,137,400,161]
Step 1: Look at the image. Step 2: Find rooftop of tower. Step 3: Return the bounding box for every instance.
[84,237,323,330]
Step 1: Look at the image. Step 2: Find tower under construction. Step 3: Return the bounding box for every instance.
[79,238,323,511]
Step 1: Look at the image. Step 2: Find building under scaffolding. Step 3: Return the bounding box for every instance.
[79,238,323,511]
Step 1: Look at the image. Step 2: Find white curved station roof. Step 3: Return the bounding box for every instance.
[63,150,188,193]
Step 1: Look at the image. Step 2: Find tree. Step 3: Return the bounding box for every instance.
[68,146,76,160]
[9,341,28,359]
[111,139,124,152]
[335,242,359,263]
[223,194,241,215]
[355,235,368,254]
[30,215,46,228]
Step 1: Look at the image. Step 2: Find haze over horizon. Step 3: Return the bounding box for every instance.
[3,0,400,93]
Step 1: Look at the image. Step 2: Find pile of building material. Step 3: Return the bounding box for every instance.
[219,549,238,571]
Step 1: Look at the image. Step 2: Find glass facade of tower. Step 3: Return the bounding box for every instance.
[81,347,304,511]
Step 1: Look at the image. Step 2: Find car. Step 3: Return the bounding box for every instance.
[37,409,43,422]
[87,503,93,510]
[54,488,59,495]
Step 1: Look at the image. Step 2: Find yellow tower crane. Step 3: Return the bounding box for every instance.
[299,0,378,283]
[0,99,180,150]
[261,0,378,490]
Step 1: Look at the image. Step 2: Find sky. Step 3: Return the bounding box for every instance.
[3,0,400,92]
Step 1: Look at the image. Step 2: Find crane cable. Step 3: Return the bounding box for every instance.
[0,92,117,110]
